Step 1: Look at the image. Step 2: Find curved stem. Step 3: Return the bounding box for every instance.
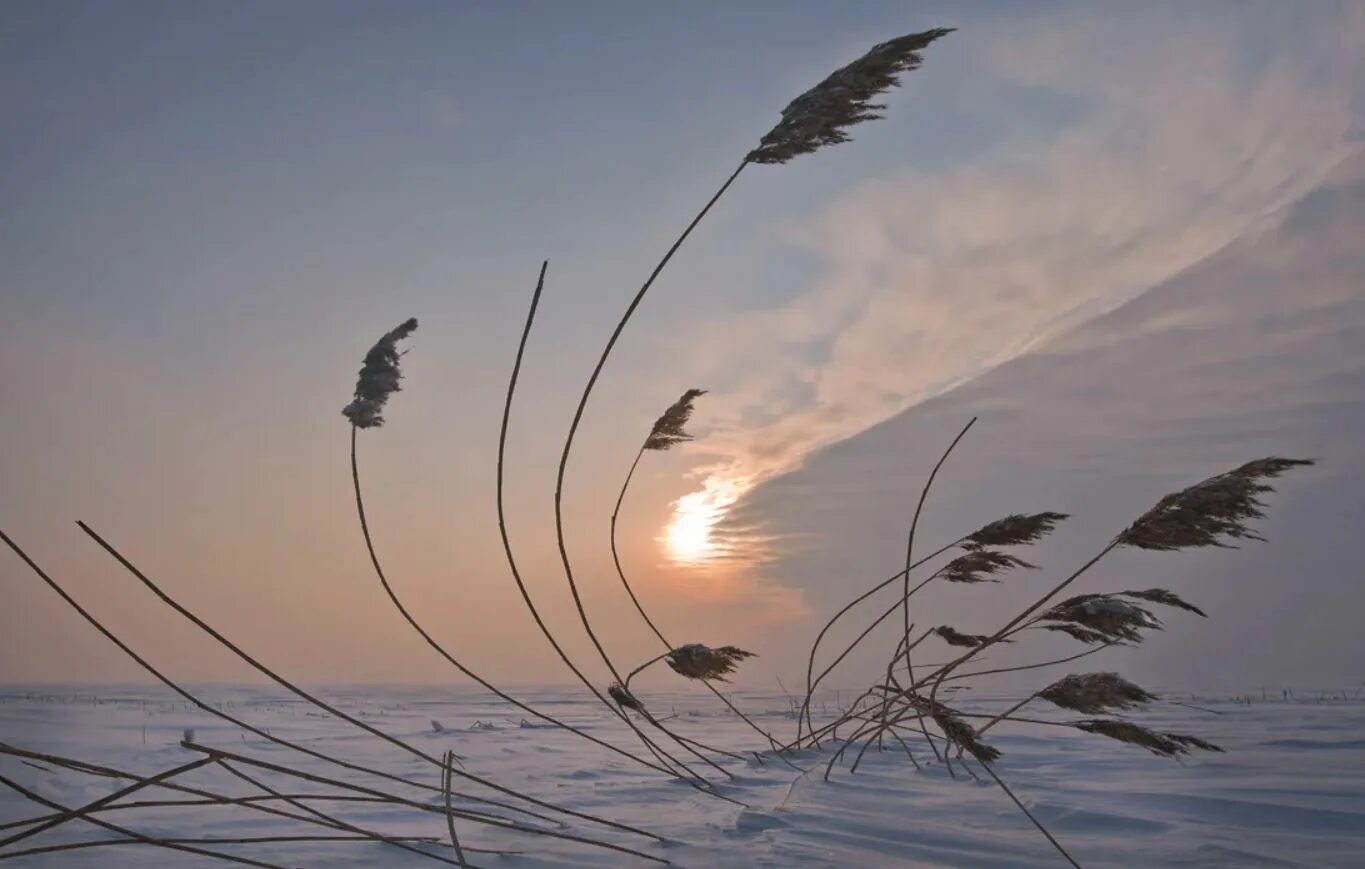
[796,537,964,747]
[921,541,1121,708]
[72,519,660,846]
[900,418,976,684]
[490,263,723,789]
[0,529,532,819]
[612,444,794,763]
[550,161,748,689]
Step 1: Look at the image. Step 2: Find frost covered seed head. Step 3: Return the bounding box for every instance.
[1039,673,1156,714]
[665,644,756,682]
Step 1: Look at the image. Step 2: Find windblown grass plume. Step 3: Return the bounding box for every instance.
[1075,720,1224,758]
[342,317,419,429]
[1039,595,1163,645]
[917,700,1001,763]
[1117,457,1313,551]
[746,28,954,165]
[665,644,756,682]
[965,512,1069,550]
[939,549,1034,584]
[644,389,706,451]
[1039,673,1157,714]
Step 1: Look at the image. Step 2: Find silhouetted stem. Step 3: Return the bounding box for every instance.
[492,263,724,789]
[550,161,747,690]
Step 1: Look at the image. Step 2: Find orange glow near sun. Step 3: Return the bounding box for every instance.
[662,477,747,564]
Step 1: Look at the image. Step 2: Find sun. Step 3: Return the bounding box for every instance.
[666,500,714,563]
[662,478,746,564]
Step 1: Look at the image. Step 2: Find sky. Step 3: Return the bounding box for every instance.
[2,1,1363,692]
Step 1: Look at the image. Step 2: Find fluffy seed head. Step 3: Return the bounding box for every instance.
[342,318,419,429]
[910,696,1000,762]
[644,389,707,451]
[1040,594,1163,645]
[1039,673,1157,714]
[939,549,1034,584]
[747,28,954,165]
[1117,458,1313,551]
[665,644,756,682]
[964,512,1069,550]
[607,682,645,713]
[1075,719,1223,758]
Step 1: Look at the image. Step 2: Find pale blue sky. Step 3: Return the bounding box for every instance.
[2,1,1362,688]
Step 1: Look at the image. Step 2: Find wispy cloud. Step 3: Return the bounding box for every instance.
[670,5,1364,562]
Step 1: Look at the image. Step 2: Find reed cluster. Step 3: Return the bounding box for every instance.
[0,22,1319,869]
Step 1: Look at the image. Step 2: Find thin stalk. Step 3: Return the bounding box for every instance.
[0,530,516,813]
[443,751,471,869]
[796,538,965,747]
[899,419,976,686]
[182,742,669,865]
[74,519,659,842]
[491,263,724,789]
[0,772,288,869]
[0,756,211,848]
[921,541,1121,707]
[978,761,1083,869]
[216,758,469,868]
[612,444,792,762]
[550,162,748,689]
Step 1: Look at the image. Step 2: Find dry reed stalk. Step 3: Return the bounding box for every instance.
[0,771,289,869]
[216,757,470,868]
[893,417,975,758]
[443,751,471,869]
[0,529,514,810]
[487,265,737,789]
[72,520,664,844]
[0,756,212,848]
[181,742,669,865]
[550,28,950,764]
[611,391,795,762]
[0,743,415,838]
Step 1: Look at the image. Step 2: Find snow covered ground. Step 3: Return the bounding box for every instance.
[1,685,1362,867]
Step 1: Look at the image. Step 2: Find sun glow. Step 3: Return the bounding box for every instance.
[662,477,748,564]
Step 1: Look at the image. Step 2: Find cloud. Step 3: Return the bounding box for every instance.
[673,5,1364,557]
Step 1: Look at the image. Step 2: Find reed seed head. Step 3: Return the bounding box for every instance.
[1075,719,1223,758]
[1040,594,1162,645]
[1117,457,1313,551]
[1039,673,1156,714]
[747,28,954,165]
[342,317,419,429]
[911,696,1000,762]
[644,389,707,451]
[665,643,756,682]
[964,512,1069,550]
[939,549,1034,584]
[607,682,645,713]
